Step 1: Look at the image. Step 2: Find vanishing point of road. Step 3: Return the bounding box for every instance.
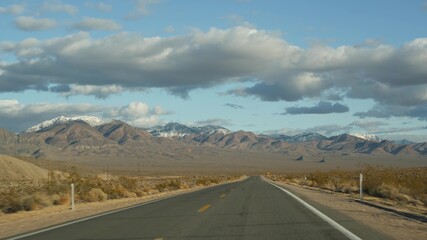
[7,176,389,240]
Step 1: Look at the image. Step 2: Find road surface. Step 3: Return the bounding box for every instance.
[7,176,389,240]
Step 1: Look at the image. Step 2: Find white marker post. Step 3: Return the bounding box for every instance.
[71,183,75,210]
[359,173,363,201]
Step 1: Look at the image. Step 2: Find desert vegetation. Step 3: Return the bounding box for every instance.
[0,167,240,214]
[268,165,427,207]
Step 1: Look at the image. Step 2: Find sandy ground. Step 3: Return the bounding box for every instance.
[274,181,427,240]
[0,179,244,239]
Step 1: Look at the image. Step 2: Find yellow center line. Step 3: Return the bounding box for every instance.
[154,238,164,240]
[220,194,227,198]
[198,204,211,213]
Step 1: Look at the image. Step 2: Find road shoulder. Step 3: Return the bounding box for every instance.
[271,180,427,240]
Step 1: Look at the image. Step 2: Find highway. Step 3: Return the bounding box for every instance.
[8,176,389,240]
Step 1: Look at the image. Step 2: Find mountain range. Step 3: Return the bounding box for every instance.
[1,116,426,173]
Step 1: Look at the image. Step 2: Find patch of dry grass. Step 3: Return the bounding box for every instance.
[269,165,427,207]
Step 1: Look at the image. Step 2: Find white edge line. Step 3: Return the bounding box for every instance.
[7,180,241,240]
[262,176,362,240]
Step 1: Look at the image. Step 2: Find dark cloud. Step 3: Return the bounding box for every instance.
[284,101,349,115]
[354,104,427,120]
[407,105,427,120]
[325,93,344,101]
[224,103,244,109]
[49,84,71,93]
[353,109,392,119]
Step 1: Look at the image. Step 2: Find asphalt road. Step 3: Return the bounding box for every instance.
[8,176,389,240]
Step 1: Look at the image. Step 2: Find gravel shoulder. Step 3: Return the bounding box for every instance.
[274,181,427,240]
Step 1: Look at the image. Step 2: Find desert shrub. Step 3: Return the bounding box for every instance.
[80,188,107,202]
[0,188,22,213]
[269,166,427,206]
[20,194,52,211]
[168,179,182,190]
[196,178,211,186]
[108,185,137,199]
[155,182,169,192]
[118,176,138,192]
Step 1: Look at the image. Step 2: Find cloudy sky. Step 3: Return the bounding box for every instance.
[1,0,427,142]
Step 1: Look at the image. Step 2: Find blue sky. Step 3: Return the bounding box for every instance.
[1,0,427,142]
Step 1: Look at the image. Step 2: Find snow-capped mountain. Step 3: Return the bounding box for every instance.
[149,122,231,138]
[25,116,104,133]
[269,132,327,142]
[350,133,381,142]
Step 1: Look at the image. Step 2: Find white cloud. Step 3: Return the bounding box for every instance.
[71,17,121,31]
[96,2,112,12]
[14,16,57,31]
[0,4,25,15]
[0,100,168,131]
[116,102,150,119]
[193,119,233,127]
[224,14,254,28]
[128,115,160,128]
[40,0,78,15]
[59,84,124,98]
[164,25,175,33]
[126,0,159,20]
[284,101,349,115]
[106,101,168,128]
[0,38,42,57]
[85,2,112,12]
[350,120,389,132]
[1,27,427,120]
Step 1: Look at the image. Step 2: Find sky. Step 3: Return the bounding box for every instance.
[1,0,427,142]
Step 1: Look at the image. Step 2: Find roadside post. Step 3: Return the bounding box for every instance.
[71,183,75,210]
[359,173,363,201]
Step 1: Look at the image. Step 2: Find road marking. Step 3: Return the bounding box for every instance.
[154,238,164,240]
[220,194,227,198]
[198,204,211,213]
[264,177,362,240]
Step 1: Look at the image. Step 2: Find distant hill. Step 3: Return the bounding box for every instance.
[0,117,426,174]
[97,120,152,144]
[0,155,48,182]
